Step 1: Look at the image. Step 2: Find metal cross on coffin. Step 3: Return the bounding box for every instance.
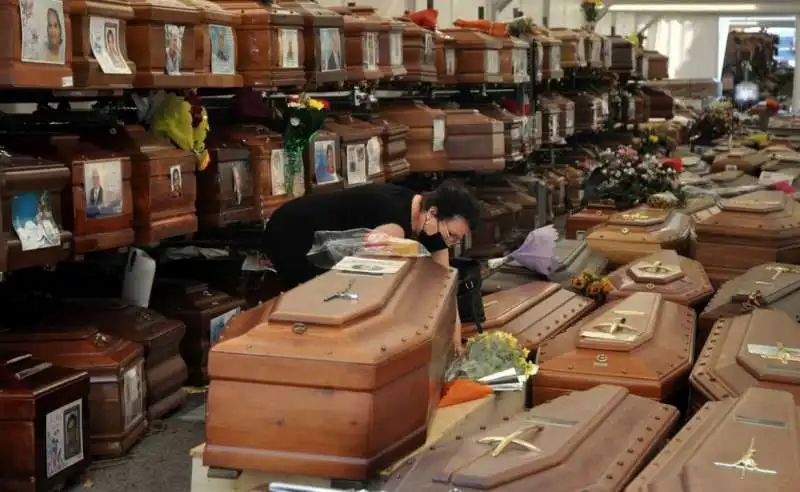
[477,424,543,457]
[581,316,639,341]
[637,260,677,275]
[713,438,778,479]
[758,343,800,365]
[323,279,359,302]
[764,265,800,281]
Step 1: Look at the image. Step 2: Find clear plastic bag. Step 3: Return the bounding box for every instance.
[306,228,431,269]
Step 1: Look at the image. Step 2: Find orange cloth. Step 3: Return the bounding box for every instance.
[454,19,508,37]
[438,379,493,408]
[408,8,438,30]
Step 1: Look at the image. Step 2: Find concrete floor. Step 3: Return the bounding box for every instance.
[67,393,207,492]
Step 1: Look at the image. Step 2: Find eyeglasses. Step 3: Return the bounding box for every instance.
[440,221,463,245]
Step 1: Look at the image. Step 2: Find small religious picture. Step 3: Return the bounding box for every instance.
[169,165,182,196]
[314,140,339,184]
[89,17,130,74]
[432,118,445,152]
[84,159,123,219]
[210,24,235,75]
[165,24,185,75]
[366,136,381,176]
[270,149,286,195]
[12,191,61,251]
[210,307,241,345]
[45,399,84,478]
[346,144,367,185]
[389,32,403,66]
[363,33,378,71]
[319,28,342,72]
[20,0,66,65]
[278,29,299,69]
[445,49,455,75]
[231,162,243,206]
[123,363,143,429]
[422,33,434,65]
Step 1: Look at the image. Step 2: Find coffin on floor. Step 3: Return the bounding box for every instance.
[204,258,458,479]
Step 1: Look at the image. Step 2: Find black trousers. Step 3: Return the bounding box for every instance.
[262,228,325,292]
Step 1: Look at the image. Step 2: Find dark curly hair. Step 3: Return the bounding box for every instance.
[421,179,481,231]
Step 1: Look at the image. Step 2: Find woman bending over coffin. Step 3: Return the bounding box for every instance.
[263,181,481,350]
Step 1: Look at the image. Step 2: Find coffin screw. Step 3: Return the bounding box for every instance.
[292,323,307,335]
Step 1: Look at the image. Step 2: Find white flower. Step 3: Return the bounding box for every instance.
[290,117,300,126]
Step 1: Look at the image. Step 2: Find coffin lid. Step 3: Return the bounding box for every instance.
[718,190,786,213]
[770,152,800,164]
[440,28,503,50]
[554,239,586,270]
[0,147,60,168]
[0,350,86,396]
[415,385,665,489]
[607,207,671,227]
[627,250,685,284]
[576,292,661,351]
[709,169,745,183]
[730,263,800,306]
[480,282,561,329]
[722,148,756,159]
[731,309,800,385]
[54,299,176,341]
[682,155,702,167]
[637,387,800,490]
[269,259,414,325]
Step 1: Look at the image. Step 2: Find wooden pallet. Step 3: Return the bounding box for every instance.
[190,391,525,492]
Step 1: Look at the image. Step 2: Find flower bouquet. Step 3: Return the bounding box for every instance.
[444,331,538,392]
[592,145,684,207]
[571,270,614,303]
[282,94,330,196]
[581,0,603,27]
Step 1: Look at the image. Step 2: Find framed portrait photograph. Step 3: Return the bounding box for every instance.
[45,399,84,478]
[432,118,446,152]
[278,28,300,69]
[20,0,66,65]
[363,33,378,71]
[389,32,403,66]
[230,161,245,206]
[319,28,342,72]
[313,140,339,184]
[169,165,183,196]
[165,24,185,75]
[366,136,381,176]
[84,159,124,219]
[11,191,61,251]
[89,17,130,74]
[123,363,143,429]
[422,33,435,65]
[346,144,367,185]
[210,24,235,75]
[445,48,456,75]
[270,149,286,195]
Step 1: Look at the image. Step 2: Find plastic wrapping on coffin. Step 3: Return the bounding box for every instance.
[627,387,800,492]
[690,309,800,415]
[0,351,91,492]
[693,191,800,286]
[329,7,385,82]
[323,115,382,187]
[126,0,205,88]
[71,0,136,88]
[440,109,504,172]
[0,150,73,273]
[342,5,407,79]
[606,250,714,307]
[378,102,447,172]
[280,1,346,88]
[203,258,457,479]
[0,321,147,457]
[213,1,306,89]
[386,385,679,492]
[710,147,769,175]
[585,207,693,265]
[463,281,595,350]
[533,292,696,405]
[198,137,258,229]
[394,19,436,83]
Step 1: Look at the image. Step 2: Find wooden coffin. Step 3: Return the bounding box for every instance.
[439,28,502,84]
[691,309,800,414]
[126,0,205,88]
[569,92,603,132]
[511,36,530,83]
[71,0,135,88]
[280,1,345,87]
[0,150,72,273]
[565,204,618,240]
[608,35,635,74]
[472,106,522,164]
[90,125,197,244]
[371,118,410,181]
[149,278,245,386]
[682,154,711,175]
[0,0,73,88]
[606,250,714,307]
[585,208,693,265]
[6,135,134,254]
[642,49,668,80]
[0,351,90,492]
[47,299,187,421]
[631,92,649,123]
[552,94,576,138]
[474,180,537,232]
[627,387,800,492]
[198,138,257,229]
[442,109,504,172]
[434,29,457,84]
[395,18,436,83]
[641,86,674,120]
[323,115,381,186]
[462,281,595,350]
[583,30,606,68]
[547,28,586,69]
[711,147,769,175]
[694,191,800,285]
[539,97,561,144]
[181,0,242,87]
[707,169,760,197]
[468,200,514,257]
[0,325,147,457]
[387,385,679,492]
[680,195,717,219]
[222,125,288,218]
[378,102,447,172]
[345,5,406,79]
[532,30,563,80]
[305,129,342,193]
[531,110,543,150]
[329,6,383,81]
[533,292,695,404]
[204,257,458,479]
[213,1,306,89]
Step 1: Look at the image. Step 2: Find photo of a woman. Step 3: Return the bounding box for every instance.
[20,0,66,64]
[326,143,336,174]
[313,140,338,184]
[44,7,63,63]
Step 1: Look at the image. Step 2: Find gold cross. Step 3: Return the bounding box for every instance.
[619,211,651,221]
[476,424,543,457]
[636,260,676,274]
[755,343,800,365]
[713,438,777,479]
[765,265,800,281]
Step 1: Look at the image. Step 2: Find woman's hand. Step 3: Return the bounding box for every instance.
[453,318,465,356]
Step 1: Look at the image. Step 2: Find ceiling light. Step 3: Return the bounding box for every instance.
[608,4,761,13]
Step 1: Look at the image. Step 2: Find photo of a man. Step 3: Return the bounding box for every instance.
[232,165,242,205]
[210,25,234,75]
[320,28,341,72]
[170,165,182,196]
[63,405,81,460]
[88,169,104,207]
[215,27,228,61]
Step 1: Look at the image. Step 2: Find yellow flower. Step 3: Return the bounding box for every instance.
[588,282,602,296]
[307,98,324,110]
[601,278,614,292]
[648,135,659,144]
[572,276,587,290]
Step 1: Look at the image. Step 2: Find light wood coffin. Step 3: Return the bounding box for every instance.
[691,309,800,413]
[711,147,769,175]
[462,281,595,350]
[386,384,679,492]
[606,250,714,307]
[565,204,618,240]
[626,387,800,492]
[204,258,458,479]
[694,191,800,286]
[585,208,692,265]
[533,292,695,405]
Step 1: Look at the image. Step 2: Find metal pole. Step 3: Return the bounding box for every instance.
[794,15,800,111]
